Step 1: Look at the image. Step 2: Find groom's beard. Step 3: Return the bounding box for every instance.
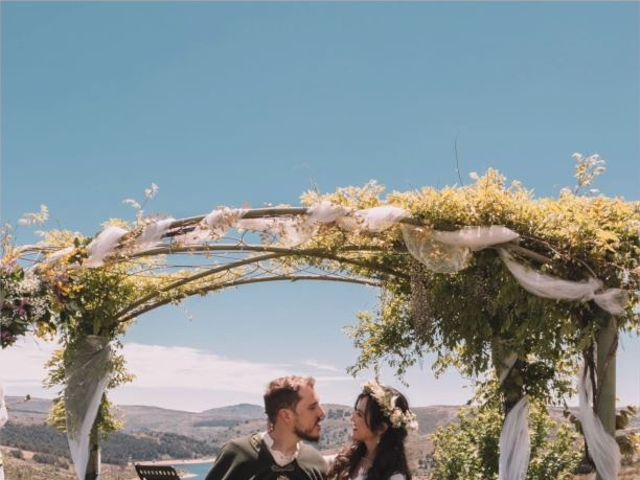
[295,422,321,442]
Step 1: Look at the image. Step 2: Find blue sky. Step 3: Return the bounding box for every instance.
[1,2,638,411]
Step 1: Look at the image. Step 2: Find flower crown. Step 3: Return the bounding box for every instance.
[362,379,419,432]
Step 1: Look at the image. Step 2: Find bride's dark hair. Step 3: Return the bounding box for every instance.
[328,386,412,480]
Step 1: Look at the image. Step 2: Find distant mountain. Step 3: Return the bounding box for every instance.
[3,396,52,425]
[201,403,265,418]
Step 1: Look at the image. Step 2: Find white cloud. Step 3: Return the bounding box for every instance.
[121,343,289,393]
[0,337,57,386]
[302,359,342,373]
[0,337,355,411]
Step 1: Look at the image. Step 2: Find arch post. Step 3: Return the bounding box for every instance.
[595,310,617,480]
[85,417,101,480]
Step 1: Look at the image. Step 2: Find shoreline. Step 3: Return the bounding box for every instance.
[141,456,216,466]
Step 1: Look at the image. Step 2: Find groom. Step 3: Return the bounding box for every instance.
[205,376,328,480]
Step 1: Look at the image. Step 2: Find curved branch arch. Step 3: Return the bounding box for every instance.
[118,274,382,324]
[115,245,410,321]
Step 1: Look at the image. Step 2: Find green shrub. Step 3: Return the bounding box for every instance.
[9,449,24,459]
[32,453,57,465]
[431,400,581,480]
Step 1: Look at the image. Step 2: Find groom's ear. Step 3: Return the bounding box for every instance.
[278,407,295,425]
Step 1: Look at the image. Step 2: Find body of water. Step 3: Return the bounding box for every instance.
[174,462,214,480]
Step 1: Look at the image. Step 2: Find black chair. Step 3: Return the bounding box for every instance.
[135,464,182,479]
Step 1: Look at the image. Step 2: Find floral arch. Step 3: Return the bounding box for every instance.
[1,168,638,480]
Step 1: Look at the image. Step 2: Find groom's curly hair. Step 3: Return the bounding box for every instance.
[328,386,412,480]
[264,376,315,424]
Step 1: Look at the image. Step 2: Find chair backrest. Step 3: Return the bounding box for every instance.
[135,464,181,479]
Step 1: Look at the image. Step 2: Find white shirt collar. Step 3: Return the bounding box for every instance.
[262,431,300,467]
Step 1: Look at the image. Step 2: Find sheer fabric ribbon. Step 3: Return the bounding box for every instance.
[578,367,621,480]
[499,396,531,480]
[65,335,113,480]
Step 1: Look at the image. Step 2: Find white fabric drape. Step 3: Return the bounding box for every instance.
[276,218,318,248]
[44,246,74,264]
[497,352,519,384]
[589,288,628,316]
[65,335,113,480]
[402,225,627,315]
[578,368,621,480]
[307,202,352,224]
[401,225,521,273]
[276,202,352,247]
[134,218,175,250]
[202,207,246,239]
[433,226,520,250]
[338,206,408,232]
[499,396,531,480]
[85,227,128,267]
[401,225,473,273]
[175,208,247,245]
[498,249,627,315]
[0,383,7,428]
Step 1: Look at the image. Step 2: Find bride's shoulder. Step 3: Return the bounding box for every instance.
[323,453,337,465]
[388,474,406,480]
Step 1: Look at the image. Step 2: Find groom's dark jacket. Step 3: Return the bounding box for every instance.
[205,433,327,480]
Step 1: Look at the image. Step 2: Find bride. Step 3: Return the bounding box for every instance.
[328,380,418,480]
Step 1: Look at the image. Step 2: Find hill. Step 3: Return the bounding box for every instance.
[1,422,218,465]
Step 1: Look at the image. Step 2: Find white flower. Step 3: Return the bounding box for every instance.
[123,198,142,210]
[18,205,49,226]
[362,379,419,432]
[16,272,41,295]
[144,183,159,200]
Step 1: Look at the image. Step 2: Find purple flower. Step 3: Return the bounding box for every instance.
[1,328,15,346]
[1,260,19,275]
[15,298,29,318]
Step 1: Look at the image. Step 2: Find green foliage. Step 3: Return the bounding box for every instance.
[39,262,142,436]
[615,405,640,465]
[47,393,126,437]
[431,398,581,480]
[9,449,24,459]
[346,290,422,379]
[347,252,580,403]
[331,169,639,404]
[45,344,134,436]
